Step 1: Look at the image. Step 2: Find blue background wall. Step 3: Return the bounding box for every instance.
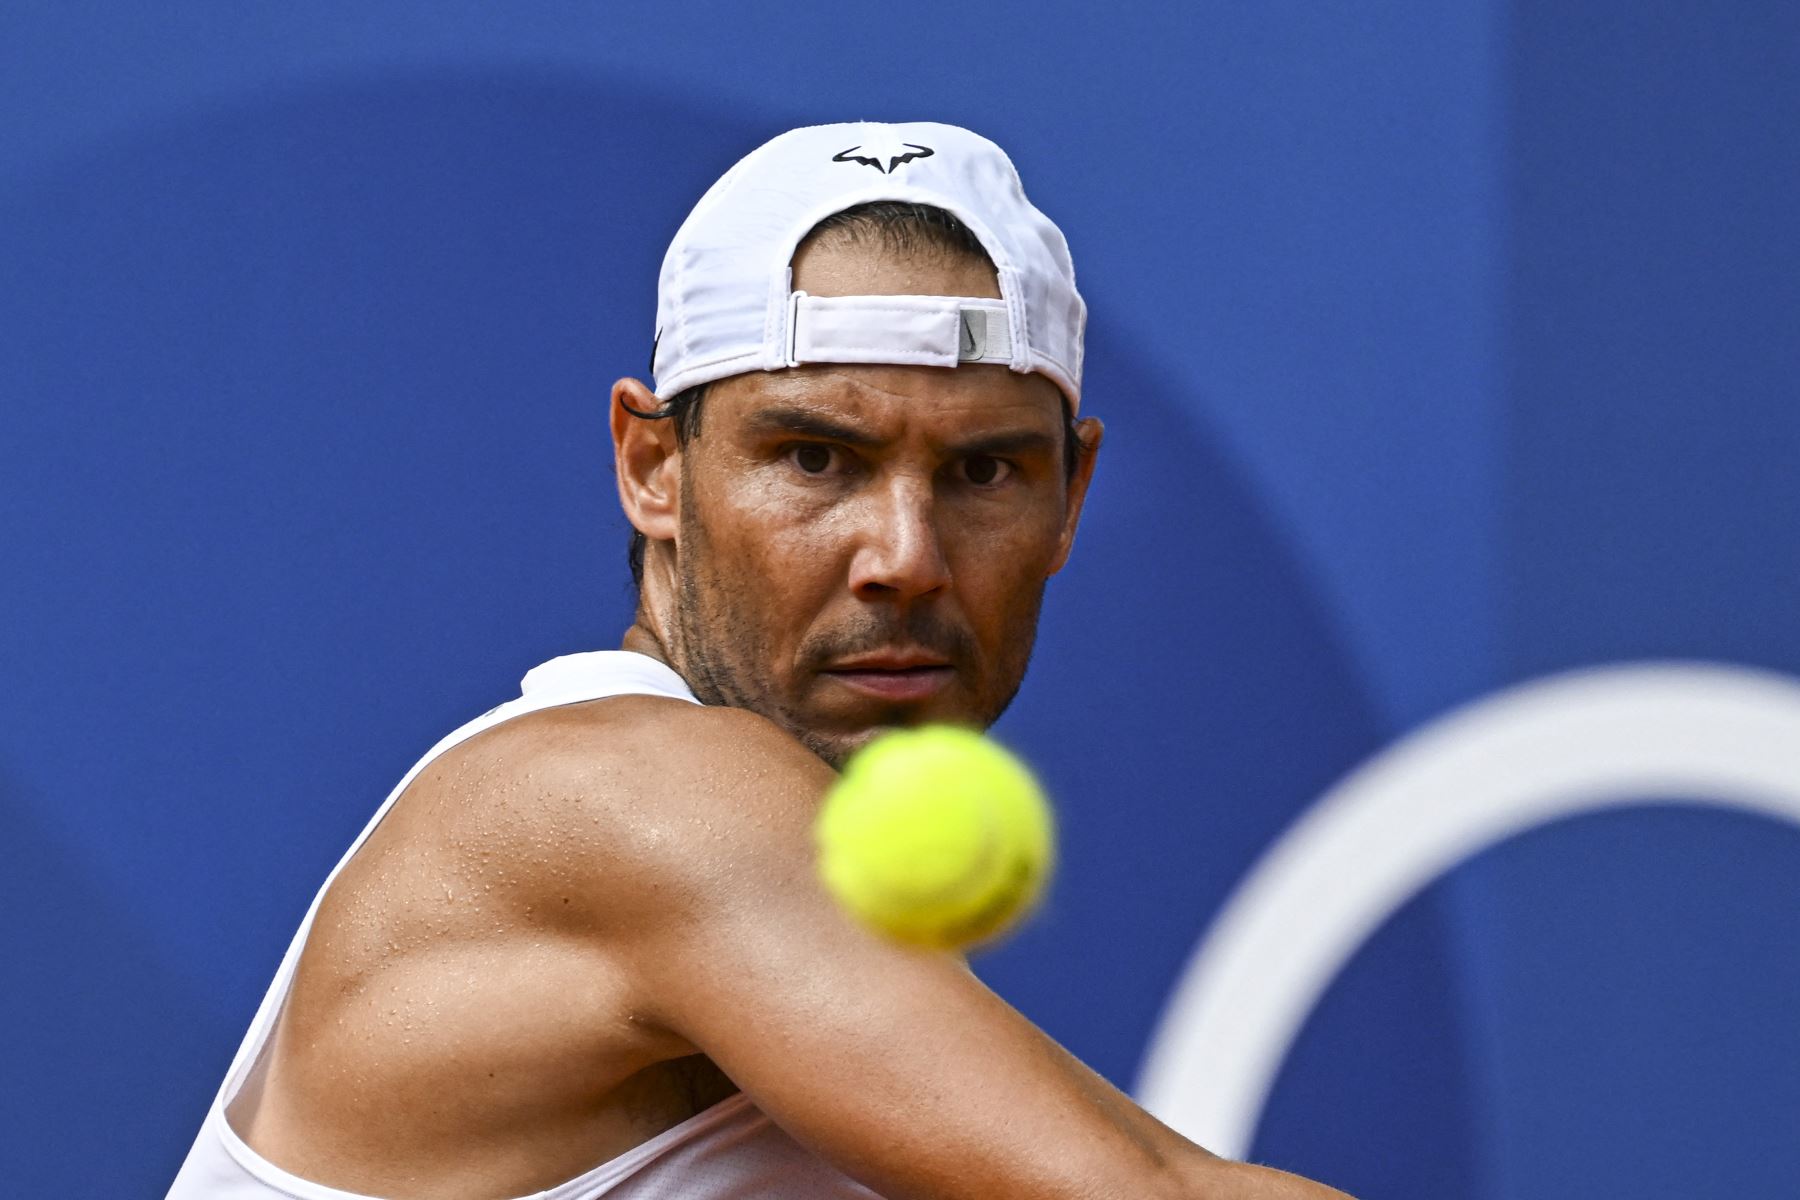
[3,3,1797,1196]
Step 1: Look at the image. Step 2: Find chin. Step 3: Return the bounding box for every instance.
[788,715,902,770]
[796,704,997,771]
[793,727,866,771]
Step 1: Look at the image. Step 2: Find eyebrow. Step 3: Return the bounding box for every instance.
[741,404,884,448]
[944,429,1060,460]
[741,403,1060,459]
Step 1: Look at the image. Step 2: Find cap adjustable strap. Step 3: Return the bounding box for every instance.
[785,292,1013,370]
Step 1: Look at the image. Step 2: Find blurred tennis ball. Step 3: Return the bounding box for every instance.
[814,725,1054,951]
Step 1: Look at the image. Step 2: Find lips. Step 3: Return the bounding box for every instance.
[820,652,955,702]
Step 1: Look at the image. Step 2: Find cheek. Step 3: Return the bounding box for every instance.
[942,495,1066,582]
[691,473,848,610]
[940,503,1064,632]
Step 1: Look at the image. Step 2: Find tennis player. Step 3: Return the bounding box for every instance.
[169,121,1351,1200]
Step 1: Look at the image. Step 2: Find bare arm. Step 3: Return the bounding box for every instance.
[568,701,1352,1200]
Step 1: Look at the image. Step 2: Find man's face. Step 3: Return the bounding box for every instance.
[648,239,1098,765]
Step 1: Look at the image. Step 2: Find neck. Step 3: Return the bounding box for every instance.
[620,620,673,667]
[622,557,685,674]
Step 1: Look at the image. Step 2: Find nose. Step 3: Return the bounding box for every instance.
[847,474,951,603]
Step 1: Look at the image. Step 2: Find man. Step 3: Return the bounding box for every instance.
[170,122,1350,1199]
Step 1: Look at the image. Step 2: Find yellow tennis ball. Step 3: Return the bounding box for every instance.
[815,725,1054,951]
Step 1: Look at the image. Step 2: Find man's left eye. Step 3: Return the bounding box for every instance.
[959,455,1011,486]
[789,444,838,474]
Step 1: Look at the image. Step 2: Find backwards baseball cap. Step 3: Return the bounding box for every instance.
[650,121,1085,409]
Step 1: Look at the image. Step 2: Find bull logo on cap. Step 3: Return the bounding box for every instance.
[832,140,935,174]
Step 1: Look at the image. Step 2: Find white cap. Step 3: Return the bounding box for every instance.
[650,121,1085,409]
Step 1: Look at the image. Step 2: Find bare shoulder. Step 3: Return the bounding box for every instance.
[242,695,823,1190]
[463,693,832,826]
[427,695,836,929]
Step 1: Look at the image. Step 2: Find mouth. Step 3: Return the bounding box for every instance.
[820,654,956,703]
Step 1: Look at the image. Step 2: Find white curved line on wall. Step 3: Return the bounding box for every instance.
[1134,662,1800,1159]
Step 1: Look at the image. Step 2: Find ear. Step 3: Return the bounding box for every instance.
[1047,415,1104,577]
[611,377,682,545]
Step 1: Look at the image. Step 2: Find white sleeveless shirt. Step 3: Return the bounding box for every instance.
[168,650,882,1200]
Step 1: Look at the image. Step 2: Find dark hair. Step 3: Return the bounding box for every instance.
[625,201,1081,592]
[803,199,993,264]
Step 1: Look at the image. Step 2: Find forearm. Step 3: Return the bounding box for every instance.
[1175,1155,1355,1200]
[1007,1014,1351,1199]
[1044,1061,1351,1198]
